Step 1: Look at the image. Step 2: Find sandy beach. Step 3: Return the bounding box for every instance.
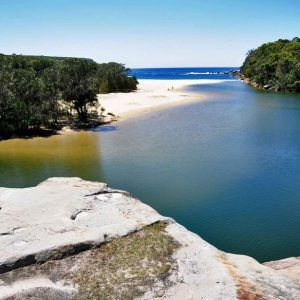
[99,79,222,121]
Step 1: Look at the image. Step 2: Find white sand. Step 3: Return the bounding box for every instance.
[98,79,223,121]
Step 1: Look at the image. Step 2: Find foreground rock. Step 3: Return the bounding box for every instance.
[0,178,299,299]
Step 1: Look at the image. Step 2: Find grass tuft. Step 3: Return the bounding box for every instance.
[72,222,180,299]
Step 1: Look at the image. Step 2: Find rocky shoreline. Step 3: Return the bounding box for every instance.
[228,70,278,92]
[237,74,273,91]
[0,178,299,299]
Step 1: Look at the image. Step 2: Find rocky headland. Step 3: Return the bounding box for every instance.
[236,74,273,91]
[225,70,273,91]
[0,178,299,299]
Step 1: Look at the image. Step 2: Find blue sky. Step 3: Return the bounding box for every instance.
[0,0,299,67]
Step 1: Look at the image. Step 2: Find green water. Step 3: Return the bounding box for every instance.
[1,80,300,262]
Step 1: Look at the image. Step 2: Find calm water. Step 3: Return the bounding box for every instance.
[1,70,300,262]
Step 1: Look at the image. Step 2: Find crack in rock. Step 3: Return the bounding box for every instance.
[70,209,92,220]
[0,227,25,237]
[85,188,132,197]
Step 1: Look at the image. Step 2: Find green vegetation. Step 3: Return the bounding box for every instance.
[241,37,300,92]
[60,58,100,122]
[72,222,180,300]
[98,62,138,93]
[0,54,138,139]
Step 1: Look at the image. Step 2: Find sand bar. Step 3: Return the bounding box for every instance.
[99,79,225,121]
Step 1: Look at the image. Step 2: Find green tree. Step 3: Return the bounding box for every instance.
[99,79,110,93]
[98,62,138,93]
[0,53,138,138]
[0,66,15,136]
[40,61,62,125]
[60,58,99,121]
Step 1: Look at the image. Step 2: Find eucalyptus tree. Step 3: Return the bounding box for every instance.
[60,58,99,121]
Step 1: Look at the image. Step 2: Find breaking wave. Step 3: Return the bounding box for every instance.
[181,72,222,75]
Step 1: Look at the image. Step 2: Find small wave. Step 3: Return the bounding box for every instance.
[180,72,223,75]
[188,72,209,75]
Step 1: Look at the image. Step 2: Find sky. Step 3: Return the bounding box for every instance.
[0,0,299,68]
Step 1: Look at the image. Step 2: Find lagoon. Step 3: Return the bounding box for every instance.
[1,78,300,262]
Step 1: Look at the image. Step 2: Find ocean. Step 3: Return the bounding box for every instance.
[130,67,237,80]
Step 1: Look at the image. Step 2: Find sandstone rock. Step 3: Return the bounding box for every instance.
[263,84,271,90]
[0,178,299,299]
[264,257,300,283]
[0,178,166,274]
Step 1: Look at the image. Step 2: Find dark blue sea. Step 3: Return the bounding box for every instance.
[130,67,237,80]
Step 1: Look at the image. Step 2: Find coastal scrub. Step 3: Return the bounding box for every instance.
[241,37,300,92]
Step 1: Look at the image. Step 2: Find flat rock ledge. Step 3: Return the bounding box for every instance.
[0,178,299,299]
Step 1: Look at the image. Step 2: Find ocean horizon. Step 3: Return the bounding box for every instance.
[130,67,238,80]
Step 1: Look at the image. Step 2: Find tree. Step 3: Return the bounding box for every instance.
[0,65,15,136]
[12,68,45,130]
[98,62,138,93]
[40,61,62,125]
[0,53,138,138]
[99,79,110,93]
[60,58,99,121]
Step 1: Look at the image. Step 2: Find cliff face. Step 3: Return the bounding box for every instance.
[0,178,299,299]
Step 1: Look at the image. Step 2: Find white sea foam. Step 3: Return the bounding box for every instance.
[181,72,222,75]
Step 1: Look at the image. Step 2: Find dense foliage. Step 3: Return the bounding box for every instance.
[60,58,100,121]
[98,62,138,93]
[0,54,138,138]
[241,37,300,92]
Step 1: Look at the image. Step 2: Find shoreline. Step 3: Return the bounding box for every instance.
[98,79,225,124]
[1,79,228,140]
[57,79,225,136]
